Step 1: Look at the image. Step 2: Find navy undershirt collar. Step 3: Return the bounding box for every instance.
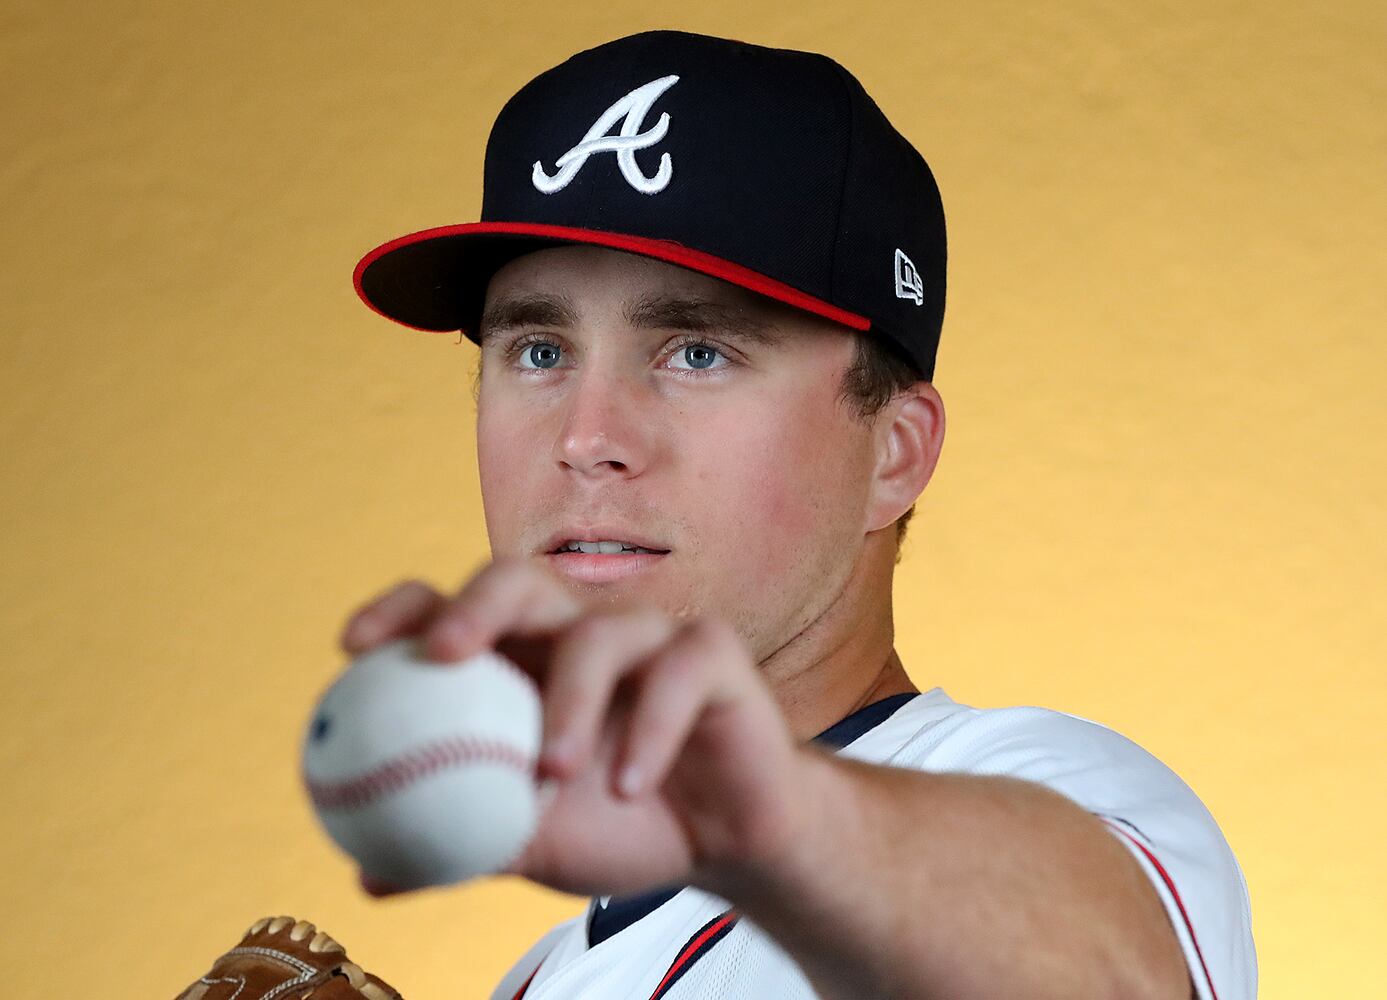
[585,691,920,948]
[811,691,919,752]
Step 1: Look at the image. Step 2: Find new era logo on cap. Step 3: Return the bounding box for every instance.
[354,30,947,381]
[895,249,924,306]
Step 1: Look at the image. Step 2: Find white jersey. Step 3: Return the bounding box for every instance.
[490,688,1257,1000]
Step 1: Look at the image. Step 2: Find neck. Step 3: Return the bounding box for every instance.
[759,534,917,741]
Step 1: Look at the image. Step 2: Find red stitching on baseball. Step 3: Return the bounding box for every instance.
[306,736,533,811]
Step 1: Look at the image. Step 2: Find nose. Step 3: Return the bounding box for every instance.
[553,366,653,478]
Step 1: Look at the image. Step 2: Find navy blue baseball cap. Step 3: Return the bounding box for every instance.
[353,29,946,380]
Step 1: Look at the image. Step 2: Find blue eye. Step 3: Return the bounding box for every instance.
[506,334,731,373]
[310,714,332,742]
[676,343,721,370]
[521,342,562,369]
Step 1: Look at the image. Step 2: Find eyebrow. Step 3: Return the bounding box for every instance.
[477,291,783,347]
[478,293,580,345]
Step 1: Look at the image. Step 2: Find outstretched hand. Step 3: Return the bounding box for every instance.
[338,556,809,899]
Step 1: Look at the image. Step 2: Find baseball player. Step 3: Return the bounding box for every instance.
[176,28,1256,1000]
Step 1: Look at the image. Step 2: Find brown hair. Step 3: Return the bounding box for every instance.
[836,332,926,563]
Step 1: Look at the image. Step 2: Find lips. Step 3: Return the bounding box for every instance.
[540,526,671,555]
[545,548,668,584]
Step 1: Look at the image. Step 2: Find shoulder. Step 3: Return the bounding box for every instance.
[870,697,1258,1000]
[887,700,1232,852]
[881,698,1189,796]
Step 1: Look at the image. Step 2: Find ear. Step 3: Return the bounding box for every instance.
[863,382,945,534]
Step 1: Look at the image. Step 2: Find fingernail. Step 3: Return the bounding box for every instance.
[618,763,642,798]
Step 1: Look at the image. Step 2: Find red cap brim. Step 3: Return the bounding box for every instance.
[353,221,871,336]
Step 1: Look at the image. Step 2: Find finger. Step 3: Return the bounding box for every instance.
[539,607,677,779]
[340,579,446,654]
[421,556,584,664]
[615,619,731,799]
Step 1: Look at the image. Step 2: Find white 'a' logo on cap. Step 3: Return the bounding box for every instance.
[532,75,680,196]
[894,248,924,306]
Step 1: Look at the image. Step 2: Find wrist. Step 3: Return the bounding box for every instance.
[692,743,850,907]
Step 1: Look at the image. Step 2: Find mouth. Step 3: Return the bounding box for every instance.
[543,535,671,583]
[549,540,669,555]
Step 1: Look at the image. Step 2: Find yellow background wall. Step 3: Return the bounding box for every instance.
[2,1,1382,996]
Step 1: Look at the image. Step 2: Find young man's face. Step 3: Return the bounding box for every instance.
[475,245,882,662]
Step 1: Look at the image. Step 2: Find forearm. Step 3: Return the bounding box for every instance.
[694,747,1190,1000]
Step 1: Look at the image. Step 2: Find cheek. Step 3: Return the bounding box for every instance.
[697,393,865,586]
[476,405,534,540]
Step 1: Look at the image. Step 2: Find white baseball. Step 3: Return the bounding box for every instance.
[302,637,545,890]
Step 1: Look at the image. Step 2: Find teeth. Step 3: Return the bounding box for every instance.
[560,540,658,554]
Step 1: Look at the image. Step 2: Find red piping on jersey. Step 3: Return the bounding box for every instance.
[647,910,740,1000]
[1099,818,1219,1000]
[509,963,540,1000]
[352,221,874,335]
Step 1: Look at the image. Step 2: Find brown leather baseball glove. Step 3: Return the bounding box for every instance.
[172,915,405,1000]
